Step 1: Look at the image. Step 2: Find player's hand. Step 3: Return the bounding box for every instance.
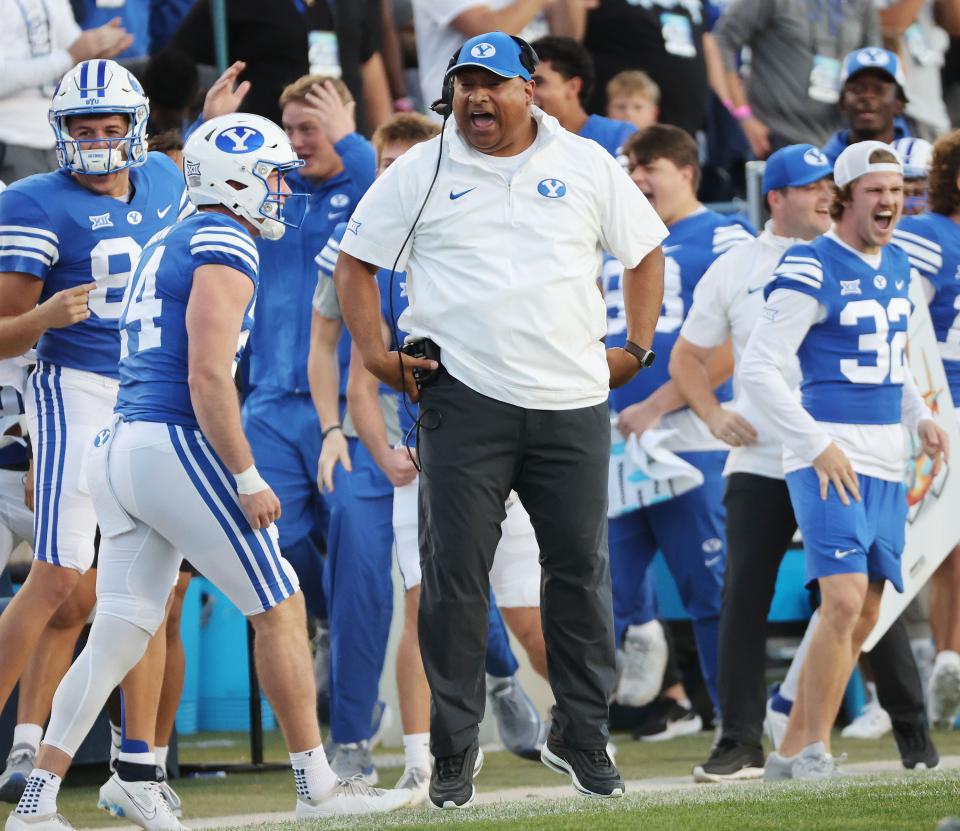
[304,80,356,145]
[68,18,133,63]
[238,486,281,530]
[366,350,438,403]
[607,347,639,389]
[617,399,662,438]
[812,442,861,506]
[739,116,771,160]
[918,418,950,477]
[37,283,95,329]
[379,447,418,488]
[705,408,758,447]
[23,460,33,513]
[318,429,352,492]
[203,61,252,122]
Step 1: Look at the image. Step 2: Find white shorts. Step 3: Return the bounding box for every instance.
[393,479,541,607]
[25,362,118,572]
[0,467,34,572]
[92,419,299,634]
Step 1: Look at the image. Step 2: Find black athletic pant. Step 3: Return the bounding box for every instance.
[417,370,615,757]
[718,473,927,748]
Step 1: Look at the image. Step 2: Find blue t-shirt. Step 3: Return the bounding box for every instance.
[0,154,187,379]
[822,117,912,165]
[577,114,636,159]
[894,213,960,402]
[249,134,375,395]
[765,236,912,425]
[605,208,754,411]
[116,213,260,428]
[78,0,151,59]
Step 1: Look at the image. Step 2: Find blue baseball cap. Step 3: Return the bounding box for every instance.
[840,47,907,96]
[762,144,833,194]
[445,32,533,82]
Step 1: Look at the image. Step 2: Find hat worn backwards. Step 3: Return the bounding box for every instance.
[833,140,903,188]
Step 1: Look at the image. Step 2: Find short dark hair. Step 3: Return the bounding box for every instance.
[929,130,960,216]
[529,35,595,107]
[624,124,701,190]
[147,129,184,155]
[372,113,440,154]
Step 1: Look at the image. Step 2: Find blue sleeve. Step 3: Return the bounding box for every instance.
[315,221,349,280]
[333,134,376,195]
[189,219,260,285]
[0,188,59,280]
[893,217,942,287]
[764,245,825,304]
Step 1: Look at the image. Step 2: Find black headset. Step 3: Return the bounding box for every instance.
[430,35,539,118]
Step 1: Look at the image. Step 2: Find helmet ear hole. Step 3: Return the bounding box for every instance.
[226,179,248,192]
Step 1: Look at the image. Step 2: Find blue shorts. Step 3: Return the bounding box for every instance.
[786,467,907,592]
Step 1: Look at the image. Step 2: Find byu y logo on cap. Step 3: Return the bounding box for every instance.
[470,42,496,58]
[216,127,265,154]
[538,179,566,198]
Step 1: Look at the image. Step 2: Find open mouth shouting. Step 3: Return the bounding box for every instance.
[469,109,497,132]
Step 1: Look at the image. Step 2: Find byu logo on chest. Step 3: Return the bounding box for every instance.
[215,127,265,154]
[537,178,567,199]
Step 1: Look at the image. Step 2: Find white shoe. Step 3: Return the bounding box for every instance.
[791,742,844,780]
[5,813,74,831]
[764,698,789,752]
[395,768,430,806]
[97,774,188,831]
[763,751,795,781]
[930,650,960,728]
[841,701,892,739]
[0,745,35,804]
[295,777,411,818]
[614,622,668,708]
[157,781,182,819]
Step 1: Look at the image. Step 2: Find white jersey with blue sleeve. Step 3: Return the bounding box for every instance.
[765,236,912,426]
[893,213,960,403]
[115,212,259,429]
[0,153,188,379]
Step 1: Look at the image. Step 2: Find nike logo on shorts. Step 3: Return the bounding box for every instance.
[834,548,858,559]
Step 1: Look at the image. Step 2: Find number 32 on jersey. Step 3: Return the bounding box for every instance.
[840,297,911,384]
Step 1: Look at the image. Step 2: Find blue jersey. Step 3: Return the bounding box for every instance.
[766,236,912,425]
[249,134,375,394]
[376,267,416,437]
[0,154,187,379]
[605,208,754,411]
[577,114,635,159]
[116,213,260,428]
[893,213,960,401]
[315,221,354,405]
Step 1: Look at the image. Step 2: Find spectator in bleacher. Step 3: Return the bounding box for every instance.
[530,36,635,157]
[74,0,149,59]
[584,1,709,136]
[412,0,583,121]
[822,47,912,165]
[892,136,934,214]
[605,70,660,132]
[147,0,196,54]
[170,0,309,125]
[0,0,132,182]
[670,144,834,781]
[876,0,960,141]
[714,0,880,159]
[141,48,199,134]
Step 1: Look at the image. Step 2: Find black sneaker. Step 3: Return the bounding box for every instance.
[541,732,624,798]
[428,741,484,809]
[893,717,939,770]
[692,738,765,783]
[632,697,703,742]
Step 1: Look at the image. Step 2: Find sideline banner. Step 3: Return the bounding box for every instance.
[864,278,960,651]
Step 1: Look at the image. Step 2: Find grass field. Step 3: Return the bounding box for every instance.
[47,730,960,830]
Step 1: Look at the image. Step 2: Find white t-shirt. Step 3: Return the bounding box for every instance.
[0,0,80,148]
[680,222,803,479]
[339,106,668,410]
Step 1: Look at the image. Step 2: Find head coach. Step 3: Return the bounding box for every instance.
[333,31,667,808]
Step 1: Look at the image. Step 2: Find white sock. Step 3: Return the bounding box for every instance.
[11,724,43,754]
[155,745,169,775]
[290,746,337,801]
[118,750,155,767]
[14,770,61,817]
[402,733,431,772]
[781,609,819,702]
[109,721,122,752]
[864,681,878,707]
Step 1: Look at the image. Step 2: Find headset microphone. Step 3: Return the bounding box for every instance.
[430,99,451,118]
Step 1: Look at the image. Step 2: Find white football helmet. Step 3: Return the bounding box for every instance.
[891,137,933,180]
[49,59,149,175]
[183,113,304,241]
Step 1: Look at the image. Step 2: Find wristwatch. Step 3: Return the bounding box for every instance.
[624,340,656,369]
